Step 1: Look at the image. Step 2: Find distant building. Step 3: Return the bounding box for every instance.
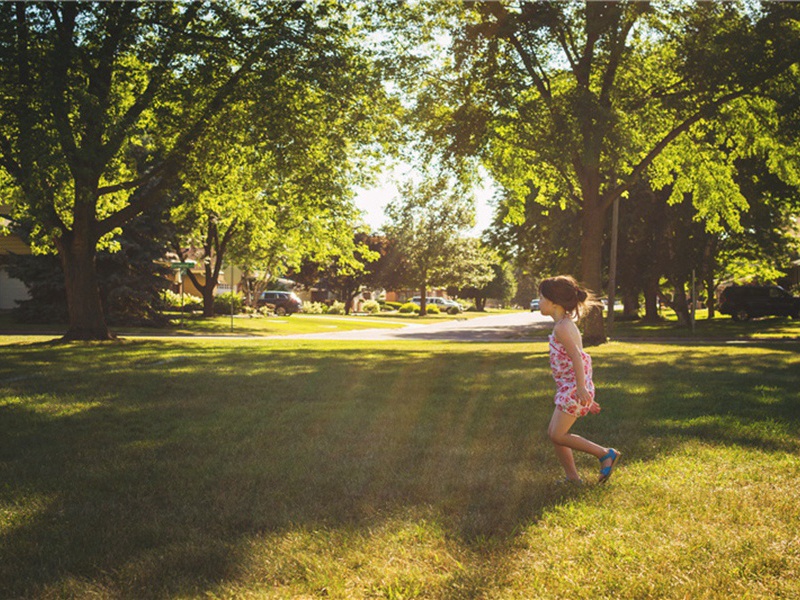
[0,211,31,310]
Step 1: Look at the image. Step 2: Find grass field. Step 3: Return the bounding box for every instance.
[1,337,799,599]
[0,309,513,339]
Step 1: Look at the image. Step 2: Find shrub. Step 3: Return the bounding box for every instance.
[362,300,381,314]
[384,301,403,311]
[161,289,203,311]
[213,292,243,314]
[425,304,440,314]
[399,302,420,314]
[304,302,327,314]
[327,301,345,315]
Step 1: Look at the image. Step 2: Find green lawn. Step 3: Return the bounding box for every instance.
[609,308,800,340]
[1,337,799,598]
[0,309,511,339]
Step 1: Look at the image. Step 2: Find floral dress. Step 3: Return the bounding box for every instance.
[548,334,601,417]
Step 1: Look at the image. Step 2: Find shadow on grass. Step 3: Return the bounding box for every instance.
[0,340,798,597]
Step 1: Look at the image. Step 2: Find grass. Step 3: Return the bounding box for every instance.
[1,336,798,598]
[0,309,512,339]
[609,308,800,340]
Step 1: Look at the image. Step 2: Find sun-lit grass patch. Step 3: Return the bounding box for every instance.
[0,338,798,598]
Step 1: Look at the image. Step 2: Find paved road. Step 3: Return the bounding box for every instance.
[280,310,553,342]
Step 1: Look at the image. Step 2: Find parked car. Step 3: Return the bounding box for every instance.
[718,285,800,321]
[257,291,303,316]
[530,298,540,312]
[410,296,463,313]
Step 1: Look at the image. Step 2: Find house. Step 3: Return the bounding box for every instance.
[0,212,31,310]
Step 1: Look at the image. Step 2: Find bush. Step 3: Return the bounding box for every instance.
[327,301,345,315]
[303,302,327,314]
[425,304,440,314]
[161,289,203,311]
[384,301,403,311]
[447,305,462,315]
[362,300,381,314]
[399,302,420,314]
[213,292,243,314]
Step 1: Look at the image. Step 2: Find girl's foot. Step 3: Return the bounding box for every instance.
[598,448,621,483]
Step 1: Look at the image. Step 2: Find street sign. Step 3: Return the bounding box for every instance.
[171,261,196,269]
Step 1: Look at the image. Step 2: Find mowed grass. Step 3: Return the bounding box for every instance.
[0,338,798,599]
[610,309,800,340]
[0,309,505,339]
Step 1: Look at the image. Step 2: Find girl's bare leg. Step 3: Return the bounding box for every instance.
[548,408,609,478]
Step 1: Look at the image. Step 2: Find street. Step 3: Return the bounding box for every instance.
[280,310,552,342]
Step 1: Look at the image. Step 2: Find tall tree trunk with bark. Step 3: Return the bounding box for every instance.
[579,182,608,345]
[55,195,113,340]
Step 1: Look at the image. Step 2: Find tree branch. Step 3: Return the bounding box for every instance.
[100,2,203,165]
[485,2,552,103]
[601,89,749,212]
[47,4,80,173]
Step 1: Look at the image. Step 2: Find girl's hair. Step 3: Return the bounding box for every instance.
[538,275,600,321]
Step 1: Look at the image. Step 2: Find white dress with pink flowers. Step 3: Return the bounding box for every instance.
[548,334,601,417]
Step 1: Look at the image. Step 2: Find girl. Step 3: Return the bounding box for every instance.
[539,275,620,484]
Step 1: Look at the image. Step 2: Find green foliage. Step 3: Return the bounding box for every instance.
[396,1,800,340]
[326,301,346,315]
[0,1,399,337]
[160,289,203,311]
[303,302,327,315]
[383,175,489,314]
[362,300,381,314]
[398,302,420,314]
[384,301,403,311]
[212,293,243,315]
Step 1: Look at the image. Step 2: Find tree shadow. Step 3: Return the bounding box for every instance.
[0,340,798,597]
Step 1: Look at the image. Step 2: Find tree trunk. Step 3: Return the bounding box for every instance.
[706,275,716,319]
[419,286,427,316]
[642,278,661,322]
[671,281,690,326]
[622,289,639,319]
[580,200,606,345]
[201,283,215,317]
[57,231,114,341]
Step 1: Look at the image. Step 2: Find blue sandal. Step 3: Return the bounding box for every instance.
[598,448,621,483]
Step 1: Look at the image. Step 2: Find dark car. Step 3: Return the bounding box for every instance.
[257,291,303,316]
[718,285,800,321]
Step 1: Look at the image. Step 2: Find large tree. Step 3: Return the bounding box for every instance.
[0,1,391,339]
[384,175,491,315]
[397,1,800,343]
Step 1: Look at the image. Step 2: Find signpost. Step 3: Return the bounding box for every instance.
[170,261,196,324]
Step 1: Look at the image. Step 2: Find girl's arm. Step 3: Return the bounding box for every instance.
[554,320,591,404]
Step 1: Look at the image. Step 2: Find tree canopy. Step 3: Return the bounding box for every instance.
[0,1,394,339]
[392,0,800,341]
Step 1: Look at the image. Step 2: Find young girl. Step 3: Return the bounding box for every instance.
[539,275,620,484]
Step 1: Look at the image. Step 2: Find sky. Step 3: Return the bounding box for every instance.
[352,165,498,236]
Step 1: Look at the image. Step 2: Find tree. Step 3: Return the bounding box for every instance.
[452,259,516,311]
[384,175,487,315]
[396,1,800,343]
[0,2,392,339]
[5,207,174,326]
[290,232,384,314]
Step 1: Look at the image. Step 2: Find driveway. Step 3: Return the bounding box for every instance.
[281,310,552,342]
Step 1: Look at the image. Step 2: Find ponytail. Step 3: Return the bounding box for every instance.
[538,275,599,321]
